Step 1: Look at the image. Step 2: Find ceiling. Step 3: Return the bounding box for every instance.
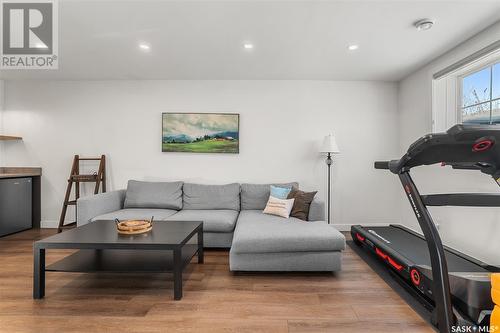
[1,0,499,81]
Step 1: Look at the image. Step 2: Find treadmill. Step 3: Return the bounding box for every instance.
[351,124,500,333]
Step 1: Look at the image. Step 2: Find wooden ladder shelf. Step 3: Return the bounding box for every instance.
[57,155,106,232]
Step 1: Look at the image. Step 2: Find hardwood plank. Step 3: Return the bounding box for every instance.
[318,290,408,306]
[351,303,425,324]
[0,316,289,333]
[133,290,322,305]
[288,320,435,333]
[147,302,357,321]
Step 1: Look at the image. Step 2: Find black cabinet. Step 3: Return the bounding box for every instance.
[0,177,32,237]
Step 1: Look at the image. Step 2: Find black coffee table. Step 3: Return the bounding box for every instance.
[33,220,203,300]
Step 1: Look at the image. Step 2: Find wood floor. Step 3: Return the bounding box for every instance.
[0,229,434,333]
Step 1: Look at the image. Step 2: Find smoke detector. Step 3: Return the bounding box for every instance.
[414,19,435,31]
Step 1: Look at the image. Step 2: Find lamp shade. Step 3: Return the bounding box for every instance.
[319,134,340,154]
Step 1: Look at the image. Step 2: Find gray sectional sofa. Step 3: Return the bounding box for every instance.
[77,180,345,271]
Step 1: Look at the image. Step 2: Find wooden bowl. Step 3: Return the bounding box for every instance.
[116,219,153,235]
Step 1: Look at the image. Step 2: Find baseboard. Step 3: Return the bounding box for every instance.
[332,222,395,232]
[41,220,61,229]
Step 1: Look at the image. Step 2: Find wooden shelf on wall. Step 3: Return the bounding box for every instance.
[0,135,22,141]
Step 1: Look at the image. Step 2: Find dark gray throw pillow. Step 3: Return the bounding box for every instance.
[124,180,183,210]
[287,189,317,221]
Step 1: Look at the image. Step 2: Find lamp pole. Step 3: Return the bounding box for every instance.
[326,152,332,224]
[320,133,339,225]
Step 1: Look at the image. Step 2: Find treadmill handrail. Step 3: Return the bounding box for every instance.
[374,161,390,169]
[399,172,454,332]
[421,193,500,207]
[374,160,403,174]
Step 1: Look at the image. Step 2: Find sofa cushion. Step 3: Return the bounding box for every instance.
[168,209,239,233]
[91,208,178,222]
[308,199,326,221]
[231,210,345,253]
[183,183,240,210]
[241,183,298,210]
[124,180,183,210]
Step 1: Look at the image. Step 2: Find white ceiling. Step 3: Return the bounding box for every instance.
[1,0,499,81]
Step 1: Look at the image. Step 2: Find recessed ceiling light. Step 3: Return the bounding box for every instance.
[243,43,254,50]
[348,44,359,51]
[138,42,151,51]
[414,19,434,31]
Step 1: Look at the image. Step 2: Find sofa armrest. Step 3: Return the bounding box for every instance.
[308,198,326,221]
[77,189,126,226]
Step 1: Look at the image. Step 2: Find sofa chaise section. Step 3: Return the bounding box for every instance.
[230,210,345,271]
[230,183,345,272]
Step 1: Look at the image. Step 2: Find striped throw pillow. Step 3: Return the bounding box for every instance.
[263,196,295,218]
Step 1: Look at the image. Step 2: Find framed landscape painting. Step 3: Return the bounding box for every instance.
[162,113,240,153]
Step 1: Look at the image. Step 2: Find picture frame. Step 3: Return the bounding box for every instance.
[162,113,240,154]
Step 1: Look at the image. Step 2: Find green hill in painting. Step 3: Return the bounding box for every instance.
[162,138,239,153]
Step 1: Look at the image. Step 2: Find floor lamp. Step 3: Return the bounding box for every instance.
[320,134,340,224]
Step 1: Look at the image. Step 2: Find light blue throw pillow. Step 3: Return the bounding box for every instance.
[270,185,292,199]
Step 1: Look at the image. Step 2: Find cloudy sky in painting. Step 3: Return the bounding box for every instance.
[163,113,239,138]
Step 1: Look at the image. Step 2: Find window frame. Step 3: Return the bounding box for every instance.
[457,59,500,124]
[431,48,500,133]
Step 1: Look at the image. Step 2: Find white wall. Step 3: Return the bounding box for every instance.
[398,22,500,264]
[1,80,400,229]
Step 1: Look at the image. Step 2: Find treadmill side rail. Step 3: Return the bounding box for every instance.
[351,225,412,274]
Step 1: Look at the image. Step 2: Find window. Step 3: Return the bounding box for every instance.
[432,46,500,132]
[460,61,500,124]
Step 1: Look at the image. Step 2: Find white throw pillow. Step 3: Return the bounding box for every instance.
[263,196,295,218]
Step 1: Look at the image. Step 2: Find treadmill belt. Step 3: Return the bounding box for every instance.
[365,226,488,273]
